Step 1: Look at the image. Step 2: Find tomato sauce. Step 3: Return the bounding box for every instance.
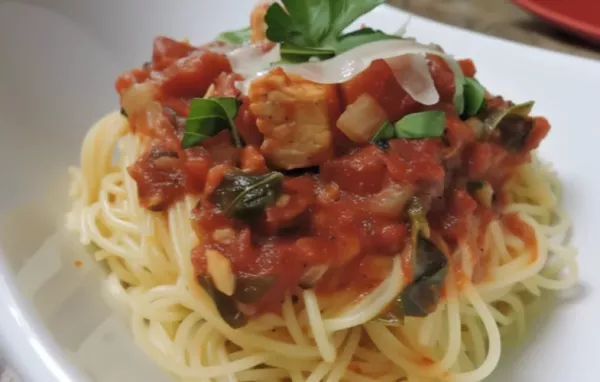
[116,36,549,315]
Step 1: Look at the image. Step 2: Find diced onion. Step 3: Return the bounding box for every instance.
[336,93,388,143]
[384,54,439,106]
[367,184,414,218]
[121,82,157,117]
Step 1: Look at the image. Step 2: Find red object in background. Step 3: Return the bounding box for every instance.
[514,0,600,43]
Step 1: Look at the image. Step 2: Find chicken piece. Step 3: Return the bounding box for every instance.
[248,68,340,169]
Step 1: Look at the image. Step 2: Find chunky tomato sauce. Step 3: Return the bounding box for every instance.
[116,36,549,314]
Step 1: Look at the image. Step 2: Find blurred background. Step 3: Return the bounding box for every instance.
[391,0,600,60]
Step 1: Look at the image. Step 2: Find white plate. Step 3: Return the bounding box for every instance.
[0,0,599,381]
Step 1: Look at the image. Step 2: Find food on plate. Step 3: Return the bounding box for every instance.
[67,0,578,380]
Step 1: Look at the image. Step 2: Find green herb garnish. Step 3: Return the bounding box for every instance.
[485,101,534,130]
[394,110,446,139]
[216,26,252,45]
[377,198,447,323]
[371,121,395,142]
[462,77,486,118]
[485,101,535,152]
[210,170,284,221]
[198,276,247,328]
[182,97,243,149]
[265,0,400,62]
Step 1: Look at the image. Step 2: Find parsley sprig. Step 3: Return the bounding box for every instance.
[265,0,401,62]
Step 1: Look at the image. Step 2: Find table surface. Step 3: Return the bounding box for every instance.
[1,1,598,381]
[390,0,600,60]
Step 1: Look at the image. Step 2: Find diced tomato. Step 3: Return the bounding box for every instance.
[152,36,196,71]
[524,117,551,151]
[320,146,387,195]
[459,59,477,77]
[115,68,151,95]
[341,59,421,122]
[213,72,244,97]
[235,98,263,147]
[428,55,456,103]
[240,145,268,173]
[185,147,212,191]
[159,50,231,98]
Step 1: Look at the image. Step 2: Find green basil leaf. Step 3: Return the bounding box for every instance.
[210,170,284,221]
[371,121,395,142]
[327,0,386,40]
[394,111,446,139]
[462,77,486,118]
[216,26,252,45]
[266,0,330,46]
[198,276,247,328]
[484,101,535,152]
[279,43,335,62]
[332,28,402,54]
[484,101,535,130]
[379,235,448,320]
[265,0,387,63]
[182,97,243,149]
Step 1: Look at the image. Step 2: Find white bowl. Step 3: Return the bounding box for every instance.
[1,1,599,381]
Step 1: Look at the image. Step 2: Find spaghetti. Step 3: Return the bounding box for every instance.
[66,1,578,381]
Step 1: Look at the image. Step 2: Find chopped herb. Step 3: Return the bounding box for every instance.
[265,0,399,62]
[401,235,448,316]
[198,276,247,328]
[182,97,243,149]
[371,121,395,142]
[485,101,535,152]
[462,77,486,119]
[380,235,448,322]
[216,26,252,45]
[119,107,128,117]
[210,170,284,221]
[234,275,277,304]
[484,101,534,130]
[394,111,446,139]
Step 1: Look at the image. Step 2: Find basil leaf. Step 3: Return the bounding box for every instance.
[400,236,448,317]
[216,26,252,45]
[371,121,395,142]
[333,28,402,54]
[182,97,243,149]
[266,0,330,46]
[327,0,386,39]
[378,235,448,321]
[279,43,335,61]
[233,275,277,304]
[210,170,284,221]
[265,0,391,63]
[198,276,247,328]
[485,101,535,152]
[394,111,446,139]
[462,77,486,118]
[484,101,534,130]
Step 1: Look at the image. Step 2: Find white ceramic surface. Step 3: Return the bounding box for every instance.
[0,0,599,381]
